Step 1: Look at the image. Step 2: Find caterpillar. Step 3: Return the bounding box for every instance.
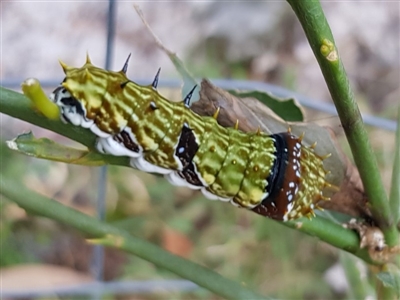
[49,55,331,221]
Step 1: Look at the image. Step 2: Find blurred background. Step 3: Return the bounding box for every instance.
[1,1,399,299]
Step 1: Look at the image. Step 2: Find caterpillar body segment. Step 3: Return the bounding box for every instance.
[50,58,331,221]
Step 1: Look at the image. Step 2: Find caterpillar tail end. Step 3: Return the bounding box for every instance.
[285,140,334,221]
[21,78,60,120]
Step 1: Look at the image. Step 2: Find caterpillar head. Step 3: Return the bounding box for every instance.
[50,85,90,126]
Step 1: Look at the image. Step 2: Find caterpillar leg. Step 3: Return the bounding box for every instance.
[165,172,202,190]
[95,134,172,174]
[89,123,110,138]
[95,136,141,157]
[95,126,144,157]
[200,188,232,202]
[131,156,172,175]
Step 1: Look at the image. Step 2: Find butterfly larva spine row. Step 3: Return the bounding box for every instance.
[50,57,330,221]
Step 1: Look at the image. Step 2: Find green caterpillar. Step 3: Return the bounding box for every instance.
[49,55,331,221]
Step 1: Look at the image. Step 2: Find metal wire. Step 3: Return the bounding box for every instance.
[1,280,198,298]
[90,0,116,290]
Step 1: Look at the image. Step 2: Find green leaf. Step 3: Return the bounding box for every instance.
[6,132,128,166]
[229,90,304,122]
[376,268,400,295]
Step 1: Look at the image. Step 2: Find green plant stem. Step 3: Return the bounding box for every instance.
[284,217,374,264]
[286,0,398,247]
[0,176,268,300]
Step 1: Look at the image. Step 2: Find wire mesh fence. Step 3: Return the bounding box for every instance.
[1,1,397,299]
